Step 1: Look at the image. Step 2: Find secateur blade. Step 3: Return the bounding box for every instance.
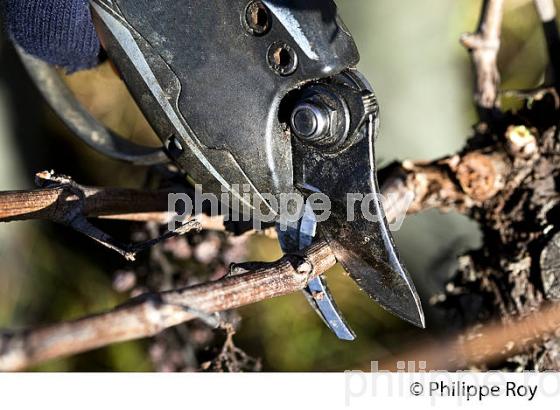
[290,71,425,328]
[276,204,356,341]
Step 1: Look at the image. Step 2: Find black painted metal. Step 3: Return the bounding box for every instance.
[292,71,424,327]
[91,0,359,215]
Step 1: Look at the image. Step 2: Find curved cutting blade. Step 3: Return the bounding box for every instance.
[295,114,425,328]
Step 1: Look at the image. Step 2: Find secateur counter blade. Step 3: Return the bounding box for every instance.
[277,204,356,341]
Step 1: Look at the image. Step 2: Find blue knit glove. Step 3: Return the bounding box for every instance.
[5,0,100,72]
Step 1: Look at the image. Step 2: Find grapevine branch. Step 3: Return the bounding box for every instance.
[379,301,560,371]
[0,240,334,371]
[460,0,504,116]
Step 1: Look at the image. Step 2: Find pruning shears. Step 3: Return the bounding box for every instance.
[18,0,425,338]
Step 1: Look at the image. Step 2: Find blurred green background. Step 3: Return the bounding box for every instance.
[0,0,555,371]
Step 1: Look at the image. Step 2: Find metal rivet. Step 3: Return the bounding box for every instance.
[166,135,183,159]
[267,42,298,76]
[244,1,271,36]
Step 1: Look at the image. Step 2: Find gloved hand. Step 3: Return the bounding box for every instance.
[5,0,100,72]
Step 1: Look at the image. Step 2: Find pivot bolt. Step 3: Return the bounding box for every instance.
[290,102,331,142]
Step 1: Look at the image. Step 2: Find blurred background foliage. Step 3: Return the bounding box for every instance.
[0,0,557,371]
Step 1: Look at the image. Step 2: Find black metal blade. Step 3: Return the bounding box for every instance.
[296,116,425,328]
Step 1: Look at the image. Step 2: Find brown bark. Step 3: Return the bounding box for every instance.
[0,240,334,371]
[460,0,504,114]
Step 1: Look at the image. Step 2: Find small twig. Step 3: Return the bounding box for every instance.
[461,0,505,116]
[0,171,224,259]
[0,240,334,371]
[502,86,560,109]
[534,0,560,90]
[202,323,262,371]
[31,171,200,260]
[85,224,193,261]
